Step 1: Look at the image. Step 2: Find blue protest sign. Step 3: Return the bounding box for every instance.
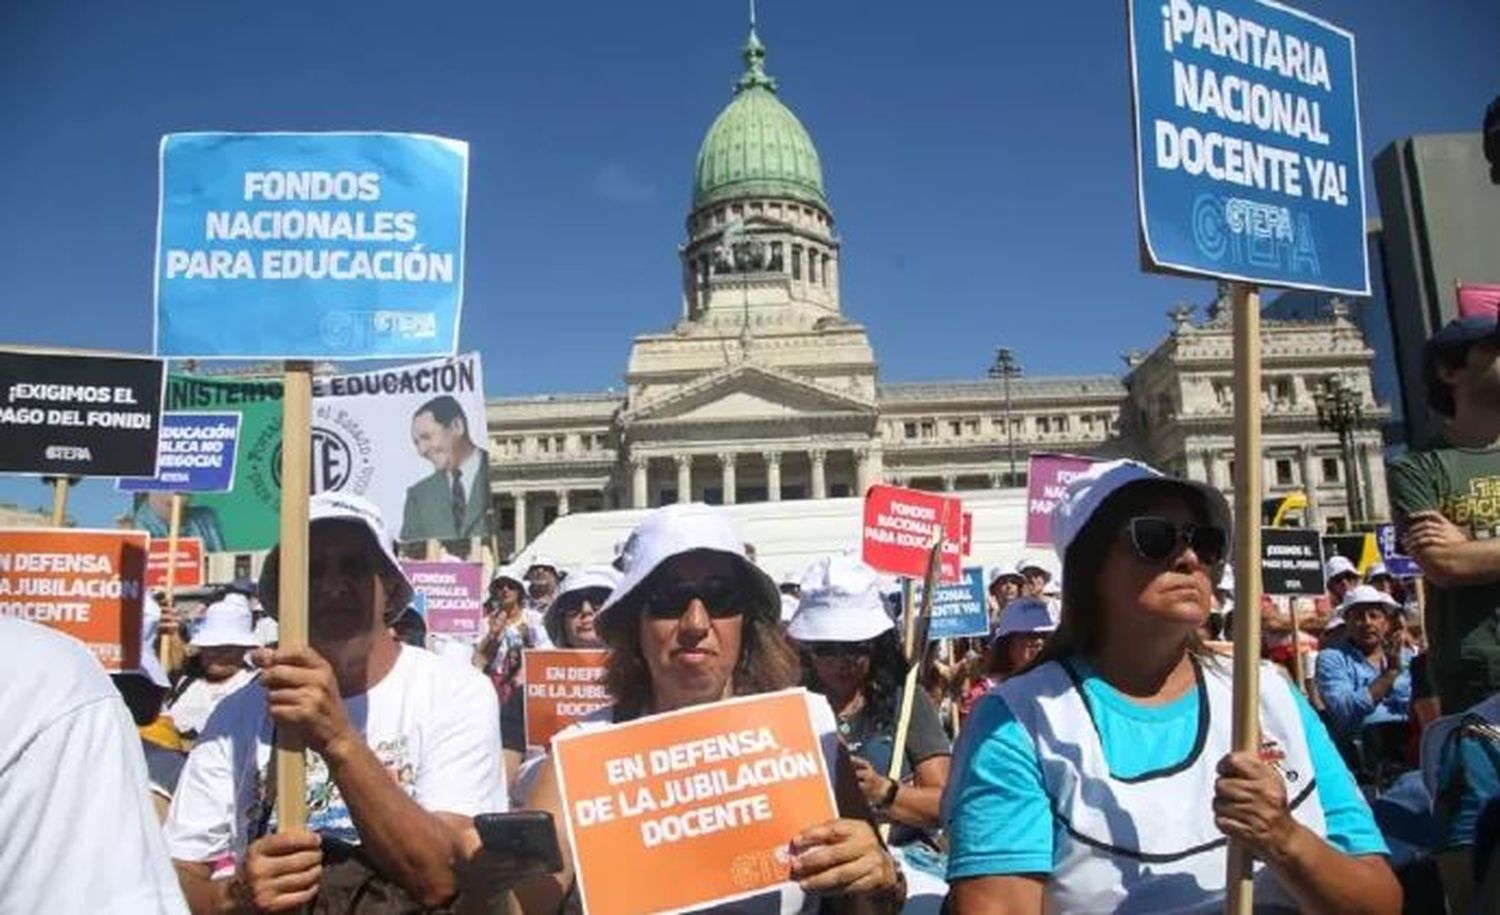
[155,132,468,359]
[1128,0,1367,294]
[922,567,990,641]
[118,412,240,493]
[1375,523,1422,578]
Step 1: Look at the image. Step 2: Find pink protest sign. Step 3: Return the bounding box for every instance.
[400,560,484,636]
[1025,453,1099,548]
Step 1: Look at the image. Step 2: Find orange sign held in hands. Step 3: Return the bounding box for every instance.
[0,528,148,671]
[552,688,838,915]
[524,649,610,749]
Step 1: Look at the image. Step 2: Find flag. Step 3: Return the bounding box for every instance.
[1456,282,1500,318]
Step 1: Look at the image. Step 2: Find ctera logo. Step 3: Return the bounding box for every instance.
[272,426,354,493]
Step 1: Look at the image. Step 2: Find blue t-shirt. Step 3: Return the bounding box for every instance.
[943,661,1387,881]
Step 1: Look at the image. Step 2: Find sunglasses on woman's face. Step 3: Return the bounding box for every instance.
[641,577,743,620]
[1125,516,1227,566]
[806,640,874,659]
[560,588,612,619]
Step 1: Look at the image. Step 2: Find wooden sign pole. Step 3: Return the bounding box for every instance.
[160,492,184,668]
[50,477,70,527]
[1226,283,1264,915]
[1287,599,1307,694]
[881,536,943,841]
[275,361,313,832]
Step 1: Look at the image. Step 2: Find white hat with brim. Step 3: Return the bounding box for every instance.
[526,556,561,577]
[490,565,528,593]
[1324,555,1359,586]
[596,503,780,638]
[988,566,1026,589]
[993,597,1059,640]
[1365,562,1393,583]
[546,564,623,633]
[1336,584,1402,616]
[258,492,413,621]
[1015,556,1055,580]
[787,555,895,644]
[1050,460,1232,565]
[189,593,259,650]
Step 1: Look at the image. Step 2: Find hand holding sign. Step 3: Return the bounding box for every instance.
[252,646,357,757]
[789,818,899,897]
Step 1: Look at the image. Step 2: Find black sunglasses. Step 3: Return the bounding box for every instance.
[805,640,874,658]
[559,588,612,619]
[1125,516,1227,566]
[641,577,744,620]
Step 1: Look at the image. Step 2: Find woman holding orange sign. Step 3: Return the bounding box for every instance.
[515,503,906,914]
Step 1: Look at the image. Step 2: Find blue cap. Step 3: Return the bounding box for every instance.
[1423,316,1498,416]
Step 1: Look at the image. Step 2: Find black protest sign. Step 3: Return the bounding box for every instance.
[0,351,166,477]
[1260,527,1325,597]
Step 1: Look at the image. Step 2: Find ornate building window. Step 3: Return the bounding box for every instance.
[1322,456,1341,483]
[769,242,784,272]
[791,245,802,280]
[1275,458,1294,486]
[904,421,917,439]
[808,249,819,284]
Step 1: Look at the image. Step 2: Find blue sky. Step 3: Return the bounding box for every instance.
[1,0,1495,526]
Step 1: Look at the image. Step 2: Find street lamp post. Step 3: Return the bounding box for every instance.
[988,347,1023,485]
[1314,376,1365,527]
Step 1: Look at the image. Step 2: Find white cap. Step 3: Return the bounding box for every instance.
[787,555,895,643]
[526,555,561,576]
[189,593,259,649]
[1365,562,1392,583]
[490,564,528,592]
[115,593,171,689]
[988,565,1026,588]
[259,492,413,619]
[1336,584,1402,615]
[555,564,622,600]
[596,503,779,636]
[779,568,803,589]
[1324,555,1359,585]
[1015,556,1054,580]
[994,597,1059,640]
[1050,459,1231,562]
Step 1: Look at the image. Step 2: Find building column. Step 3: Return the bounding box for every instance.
[1298,445,1322,530]
[676,454,692,504]
[719,452,737,505]
[513,491,528,551]
[1199,448,1219,489]
[810,449,827,499]
[855,449,872,496]
[941,473,956,492]
[1358,441,1380,522]
[631,456,649,509]
[765,452,782,502]
[556,488,571,517]
[989,472,1004,489]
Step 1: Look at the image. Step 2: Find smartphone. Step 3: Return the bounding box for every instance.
[474,810,565,875]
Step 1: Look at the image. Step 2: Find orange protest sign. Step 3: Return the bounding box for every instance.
[524,649,610,749]
[552,689,838,915]
[0,528,148,671]
[146,536,203,589]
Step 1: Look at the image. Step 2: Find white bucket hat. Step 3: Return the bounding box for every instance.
[258,492,414,621]
[595,503,780,637]
[1336,583,1402,616]
[189,593,259,650]
[1324,555,1359,586]
[988,565,1026,589]
[489,564,529,593]
[787,555,895,644]
[1015,556,1054,581]
[1364,562,1393,583]
[1050,459,1232,564]
[993,597,1059,640]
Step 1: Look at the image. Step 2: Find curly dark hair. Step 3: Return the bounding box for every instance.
[800,629,907,733]
[601,555,800,720]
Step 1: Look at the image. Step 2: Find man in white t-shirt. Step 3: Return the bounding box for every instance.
[0,616,190,914]
[165,493,506,912]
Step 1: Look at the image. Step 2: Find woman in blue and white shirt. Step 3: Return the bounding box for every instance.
[943,460,1400,914]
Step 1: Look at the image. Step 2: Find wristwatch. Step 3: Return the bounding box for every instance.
[877,777,900,810]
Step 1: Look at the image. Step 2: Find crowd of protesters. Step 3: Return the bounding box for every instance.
[9,315,1500,914]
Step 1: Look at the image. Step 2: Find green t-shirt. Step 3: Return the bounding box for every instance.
[1388,438,1500,711]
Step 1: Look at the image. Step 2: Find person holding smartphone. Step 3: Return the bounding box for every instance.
[944,460,1399,915]
[515,503,906,914]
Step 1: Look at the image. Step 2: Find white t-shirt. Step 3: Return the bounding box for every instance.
[165,644,506,864]
[167,667,255,737]
[0,617,189,915]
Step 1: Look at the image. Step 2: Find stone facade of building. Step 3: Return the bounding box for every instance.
[483,21,1388,554]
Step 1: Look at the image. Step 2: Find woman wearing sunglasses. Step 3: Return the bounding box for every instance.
[515,504,905,914]
[788,555,952,835]
[945,460,1400,915]
[542,564,618,649]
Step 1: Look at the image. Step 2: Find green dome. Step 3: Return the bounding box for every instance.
[692,26,827,211]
